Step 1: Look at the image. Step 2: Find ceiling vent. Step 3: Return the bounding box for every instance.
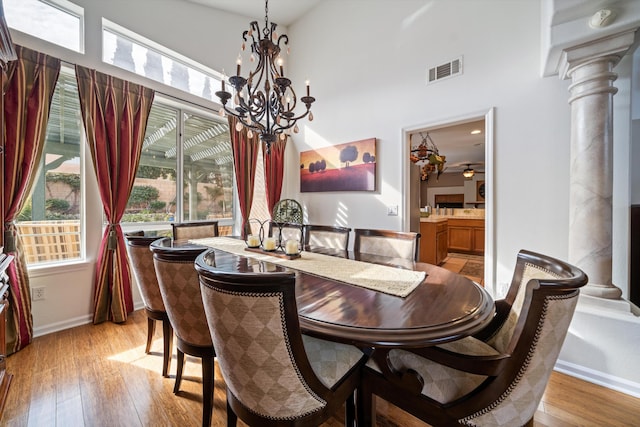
[427,56,463,84]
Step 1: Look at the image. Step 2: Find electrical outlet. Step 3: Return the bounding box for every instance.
[32,287,45,301]
[387,205,398,216]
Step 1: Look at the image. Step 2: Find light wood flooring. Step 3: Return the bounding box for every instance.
[3,310,640,426]
[441,252,485,286]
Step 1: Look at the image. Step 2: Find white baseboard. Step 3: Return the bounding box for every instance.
[33,314,94,338]
[555,359,640,398]
[33,301,147,338]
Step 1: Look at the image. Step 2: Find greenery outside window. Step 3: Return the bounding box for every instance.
[122,99,235,236]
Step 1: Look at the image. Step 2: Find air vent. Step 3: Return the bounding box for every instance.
[427,56,463,84]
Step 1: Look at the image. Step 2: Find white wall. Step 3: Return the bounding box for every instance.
[287,0,572,285]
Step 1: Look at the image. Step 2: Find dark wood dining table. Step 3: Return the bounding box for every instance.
[172,238,495,350]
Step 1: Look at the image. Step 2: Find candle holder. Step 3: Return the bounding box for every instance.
[245,218,266,247]
[270,221,304,252]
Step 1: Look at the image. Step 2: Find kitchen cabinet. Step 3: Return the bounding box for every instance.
[419,219,448,265]
[447,218,484,255]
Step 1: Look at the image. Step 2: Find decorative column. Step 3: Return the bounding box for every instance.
[560,30,636,299]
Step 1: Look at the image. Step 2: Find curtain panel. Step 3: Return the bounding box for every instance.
[228,116,259,238]
[75,65,154,324]
[3,45,60,353]
[263,138,287,218]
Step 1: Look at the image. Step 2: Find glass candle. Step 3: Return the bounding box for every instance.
[263,237,276,251]
[285,239,300,255]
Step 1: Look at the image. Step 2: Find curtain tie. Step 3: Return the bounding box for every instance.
[107,223,118,251]
[4,222,16,253]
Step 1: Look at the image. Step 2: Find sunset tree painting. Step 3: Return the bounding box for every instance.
[300,138,376,192]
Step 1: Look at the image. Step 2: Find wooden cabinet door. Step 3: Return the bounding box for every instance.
[436,230,448,265]
[448,226,473,252]
[473,227,485,253]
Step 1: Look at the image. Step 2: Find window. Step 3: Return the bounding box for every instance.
[16,67,84,266]
[122,99,235,236]
[102,20,222,103]
[4,0,84,53]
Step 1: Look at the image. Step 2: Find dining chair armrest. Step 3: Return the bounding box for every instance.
[408,345,510,376]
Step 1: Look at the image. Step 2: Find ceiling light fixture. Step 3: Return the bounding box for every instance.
[463,164,475,179]
[215,0,315,154]
[470,129,481,135]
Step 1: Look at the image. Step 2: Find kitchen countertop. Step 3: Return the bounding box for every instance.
[420,217,448,223]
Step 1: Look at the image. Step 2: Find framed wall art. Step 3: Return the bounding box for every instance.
[300,138,376,192]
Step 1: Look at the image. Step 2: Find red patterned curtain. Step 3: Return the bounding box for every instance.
[228,116,259,238]
[75,66,154,324]
[263,138,287,218]
[3,46,60,353]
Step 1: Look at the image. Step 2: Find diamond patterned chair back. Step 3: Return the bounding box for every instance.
[196,249,367,427]
[359,249,588,427]
[125,235,173,377]
[151,237,215,427]
[353,228,420,262]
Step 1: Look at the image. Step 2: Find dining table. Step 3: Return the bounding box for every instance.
[183,236,495,350]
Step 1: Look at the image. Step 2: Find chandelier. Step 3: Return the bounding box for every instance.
[410,132,446,180]
[215,0,315,154]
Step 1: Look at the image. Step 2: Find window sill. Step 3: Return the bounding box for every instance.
[27,259,92,278]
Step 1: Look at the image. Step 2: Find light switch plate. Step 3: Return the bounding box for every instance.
[387,205,398,216]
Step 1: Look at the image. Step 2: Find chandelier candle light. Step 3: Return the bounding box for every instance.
[215,0,315,154]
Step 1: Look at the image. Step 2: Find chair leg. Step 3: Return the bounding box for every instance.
[201,356,215,427]
[174,349,185,394]
[357,374,375,427]
[227,399,237,427]
[145,317,156,354]
[162,319,173,378]
[345,391,356,427]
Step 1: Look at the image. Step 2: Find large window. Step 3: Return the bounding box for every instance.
[16,67,84,266]
[5,0,84,53]
[102,20,222,103]
[122,99,235,236]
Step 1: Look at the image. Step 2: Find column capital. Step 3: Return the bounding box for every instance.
[559,29,637,80]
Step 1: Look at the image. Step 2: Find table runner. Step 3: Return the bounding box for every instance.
[190,237,425,297]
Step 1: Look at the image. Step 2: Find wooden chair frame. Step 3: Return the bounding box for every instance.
[303,224,352,252]
[358,249,588,427]
[353,228,421,262]
[171,221,219,240]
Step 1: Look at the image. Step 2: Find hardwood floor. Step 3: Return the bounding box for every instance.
[3,310,640,426]
[440,253,485,286]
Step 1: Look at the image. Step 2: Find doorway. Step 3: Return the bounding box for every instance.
[403,108,495,293]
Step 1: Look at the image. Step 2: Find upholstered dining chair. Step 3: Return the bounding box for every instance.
[304,224,352,252]
[150,238,215,427]
[171,220,219,240]
[195,249,368,427]
[353,228,421,262]
[125,235,173,377]
[359,249,588,427]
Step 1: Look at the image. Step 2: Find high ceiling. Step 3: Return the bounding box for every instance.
[180,0,320,26]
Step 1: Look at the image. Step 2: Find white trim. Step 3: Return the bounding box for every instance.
[555,359,640,399]
[402,107,496,295]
